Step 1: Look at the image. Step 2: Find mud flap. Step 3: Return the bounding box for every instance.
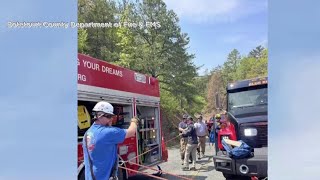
[161,136,168,161]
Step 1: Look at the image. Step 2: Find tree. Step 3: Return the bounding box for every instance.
[206,66,225,113]
[248,45,265,59]
[78,29,88,53]
[237,47,268,79]
[78,0,120,61]
[221,49,241,85]
[115,0,201,113]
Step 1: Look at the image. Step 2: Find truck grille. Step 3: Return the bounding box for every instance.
[239,123,267,148]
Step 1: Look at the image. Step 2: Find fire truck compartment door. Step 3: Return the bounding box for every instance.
[78,105,91,129]
[135,99,160,107]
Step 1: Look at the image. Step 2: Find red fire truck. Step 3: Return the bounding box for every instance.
[77,53,168,179]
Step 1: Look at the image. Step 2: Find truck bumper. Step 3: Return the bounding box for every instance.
[213,153,267,177]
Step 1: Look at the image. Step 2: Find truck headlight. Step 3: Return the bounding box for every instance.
[244,128,257,136]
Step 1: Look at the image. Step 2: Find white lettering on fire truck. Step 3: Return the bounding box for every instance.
[78,74,86,82]
[102,66,123,77]
[79,58,123,77]
[83,60,100,71]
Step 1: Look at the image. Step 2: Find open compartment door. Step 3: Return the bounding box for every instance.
[136,104,161,165]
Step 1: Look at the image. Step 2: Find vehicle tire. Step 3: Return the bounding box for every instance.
[118,167,127,180]
[223,173,234,179]
[78,168,85,180]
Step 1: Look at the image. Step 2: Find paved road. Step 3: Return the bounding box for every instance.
[129,141,225,180]
[160,143,225,180]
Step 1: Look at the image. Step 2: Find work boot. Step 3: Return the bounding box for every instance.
[197,152,201,160]
[189,167,196,171]
[201,154,206,158]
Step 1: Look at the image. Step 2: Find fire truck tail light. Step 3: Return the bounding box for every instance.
[119,145,128,155]
[244,128,257,136]
[127,152,137,165]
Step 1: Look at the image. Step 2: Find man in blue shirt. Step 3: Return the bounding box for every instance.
[83,101,139,180]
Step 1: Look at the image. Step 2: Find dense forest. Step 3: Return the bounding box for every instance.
[78,0,268,140]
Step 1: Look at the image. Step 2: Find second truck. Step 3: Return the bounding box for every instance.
[213,77,268,179]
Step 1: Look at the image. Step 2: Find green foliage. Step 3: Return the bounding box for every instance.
[78,0,205,120]
[248,45,265,59]
[221,49,241,85]
[194,74,210,97]
[78,0,120,61]
[160,88,180,114]
[236,48,268,79]
[78,29,88,53]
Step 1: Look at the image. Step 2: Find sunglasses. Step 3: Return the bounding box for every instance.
[103,114,113,119]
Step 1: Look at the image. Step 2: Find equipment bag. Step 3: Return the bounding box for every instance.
[221,139,253,159]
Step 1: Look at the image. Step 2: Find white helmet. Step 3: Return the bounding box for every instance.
[92,101,114,115]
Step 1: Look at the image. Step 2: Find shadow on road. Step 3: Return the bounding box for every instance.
[196,165,215,172]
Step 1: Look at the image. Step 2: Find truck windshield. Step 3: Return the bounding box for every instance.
[228,86,267,116]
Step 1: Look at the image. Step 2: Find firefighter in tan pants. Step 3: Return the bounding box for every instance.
[194,114,208,159]
[179,114,188,165]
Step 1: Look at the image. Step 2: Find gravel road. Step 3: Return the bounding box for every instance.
[129,140,225,180]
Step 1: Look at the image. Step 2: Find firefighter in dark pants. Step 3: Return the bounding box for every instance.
[181,116,198,171]
[214,114,221,153]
